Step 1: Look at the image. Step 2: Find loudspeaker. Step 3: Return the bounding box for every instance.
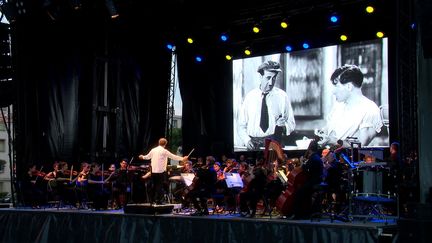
[124,203,174,215]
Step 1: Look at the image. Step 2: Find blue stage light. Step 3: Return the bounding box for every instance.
[166,44,174,50]
[330,15,338,23]
[220,34,228,42]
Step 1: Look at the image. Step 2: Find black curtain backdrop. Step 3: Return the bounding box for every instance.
[177,47,233,159]
[13,10,171,181]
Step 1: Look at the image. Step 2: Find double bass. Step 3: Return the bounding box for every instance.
[263,139,308,216]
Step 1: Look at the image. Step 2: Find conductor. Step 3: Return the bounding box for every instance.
[139,138,188,205]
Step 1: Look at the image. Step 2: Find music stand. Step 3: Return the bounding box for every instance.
[180,173,195,187]
[224,173,243,188]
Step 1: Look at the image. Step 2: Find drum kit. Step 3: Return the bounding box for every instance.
[346,159,399,221]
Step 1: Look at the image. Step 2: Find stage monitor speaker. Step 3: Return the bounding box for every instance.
[124,203,174,215]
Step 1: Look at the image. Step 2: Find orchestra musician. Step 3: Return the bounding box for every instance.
[288,140,324,219]
[139,138,188,205]
[21,164,45,208]
[212,162,227,212]
[44,161,76,205]
[187,161,217,216]
[75,162,91,209]
[88,162,111,210]
[105,163,122,209]
[112,159,130,209]
[239,158,268,218]
[172,160,195,208]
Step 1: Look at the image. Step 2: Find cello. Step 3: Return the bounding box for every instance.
[264,139,308,216]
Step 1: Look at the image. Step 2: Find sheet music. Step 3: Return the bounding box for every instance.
[181,173,195,187]
[224,173,243,188]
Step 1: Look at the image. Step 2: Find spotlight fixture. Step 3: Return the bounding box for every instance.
[166,43,175,51]
[220,33,229,42]
[329,13,339,23]
[302,42,310,49]
[285,45,293,52]
[365,5,374,14]
[225,54,232,61]
[244,48,251,56]
[280,19,289,29]
[376,31,384,38]
[187,37,194,44]
[195,55,203,63]
[340,34,348,41]
[252,24,260,34]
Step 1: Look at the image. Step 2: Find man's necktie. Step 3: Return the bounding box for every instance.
[260,93,269,132]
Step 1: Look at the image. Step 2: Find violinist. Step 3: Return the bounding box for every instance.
[223,158,238,174]
[74,162,92,209]
[238,162,251,184]
[44,161,69,204]
[211,162,226,212]
[111,159,129,209]
[88,162,110,210]
[105,163,122,209]
[224,158,243,211]
[22,164,45,208]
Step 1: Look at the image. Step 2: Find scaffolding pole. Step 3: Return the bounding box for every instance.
[165,47,176,144]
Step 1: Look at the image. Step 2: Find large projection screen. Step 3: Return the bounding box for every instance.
[233,38,389,152]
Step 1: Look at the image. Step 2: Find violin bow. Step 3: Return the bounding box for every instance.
[70,165,73,181]
[187,148,195,157]
[35,165,44,183]
[101,163,104,190]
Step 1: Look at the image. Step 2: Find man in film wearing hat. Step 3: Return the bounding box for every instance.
[238,60,295,150]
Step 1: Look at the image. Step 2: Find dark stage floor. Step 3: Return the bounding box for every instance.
[0,204,398,243]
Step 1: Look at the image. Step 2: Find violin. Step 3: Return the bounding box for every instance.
[32,170,46,177]
[94,171,113,177]
[63,169,78,176]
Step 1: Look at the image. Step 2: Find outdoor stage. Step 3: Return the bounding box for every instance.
[0,205,399,243]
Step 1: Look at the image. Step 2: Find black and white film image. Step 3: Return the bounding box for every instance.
[233,38,389,151]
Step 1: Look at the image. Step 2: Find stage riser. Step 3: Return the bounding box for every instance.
[124,204,174,215]
[0,209,396,243]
